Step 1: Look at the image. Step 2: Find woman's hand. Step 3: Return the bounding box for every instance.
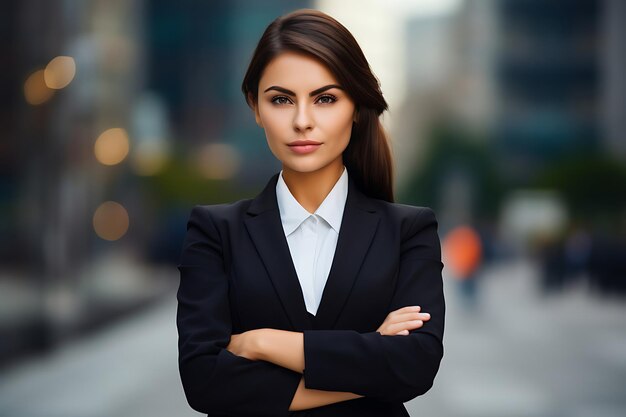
[226,329,263,360]
[226,329,305,373]
[376,306,430,336]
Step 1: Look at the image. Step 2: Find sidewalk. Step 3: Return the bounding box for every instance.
[0,290,195,417]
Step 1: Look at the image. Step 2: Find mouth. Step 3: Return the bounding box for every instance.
[289,140,322,146]
[288,140,322,154]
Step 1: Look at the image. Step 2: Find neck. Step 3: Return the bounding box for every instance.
[282,160,345,214]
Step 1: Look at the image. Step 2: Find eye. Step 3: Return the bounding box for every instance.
[271,95,292,105]
[316,94,337,104]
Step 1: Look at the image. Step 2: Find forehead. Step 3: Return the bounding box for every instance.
[259,51,338,89]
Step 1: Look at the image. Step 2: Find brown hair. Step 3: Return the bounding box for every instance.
[241,8,395,202]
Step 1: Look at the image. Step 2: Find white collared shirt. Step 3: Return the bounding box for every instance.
[275,166,348,316]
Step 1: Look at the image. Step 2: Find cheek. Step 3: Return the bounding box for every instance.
[318,107,354,139]
[259,108,289,140]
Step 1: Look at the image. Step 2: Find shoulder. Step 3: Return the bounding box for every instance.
[369,199,440,260]
[368,199,438,237]
[184,198,254,237]
[189,200,253,219]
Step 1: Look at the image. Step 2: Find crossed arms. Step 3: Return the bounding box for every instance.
[176,205,445,415]
[226,304,432,411]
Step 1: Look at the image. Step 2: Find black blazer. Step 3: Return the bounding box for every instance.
[176,171,445,417]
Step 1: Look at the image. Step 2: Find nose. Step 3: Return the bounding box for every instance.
[293,103,314,132]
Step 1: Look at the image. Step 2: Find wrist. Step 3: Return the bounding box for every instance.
[252,328,271,361]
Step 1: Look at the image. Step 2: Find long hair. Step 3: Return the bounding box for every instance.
[241,8,395,202]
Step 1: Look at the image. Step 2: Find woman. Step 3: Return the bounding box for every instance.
[176,8,445,417]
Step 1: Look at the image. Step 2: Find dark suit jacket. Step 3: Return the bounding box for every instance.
[176,171,445,417]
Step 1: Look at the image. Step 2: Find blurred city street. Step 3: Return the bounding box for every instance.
[1,258,624,417]
[2,2,626,415]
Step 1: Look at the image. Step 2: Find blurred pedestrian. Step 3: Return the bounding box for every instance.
[442,225,482,310]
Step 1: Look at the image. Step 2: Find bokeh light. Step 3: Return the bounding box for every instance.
[195,143,240,180]
[23,69,54,105]
[44,56,76,89]
[92,201,129,241]
[94,128,130,166]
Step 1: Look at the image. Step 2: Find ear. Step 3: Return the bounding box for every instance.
[248,93,263,128]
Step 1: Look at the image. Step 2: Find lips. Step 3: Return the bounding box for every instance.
[288,140,322,155]
[289,140,321,146]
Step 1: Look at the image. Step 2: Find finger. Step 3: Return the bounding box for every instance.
[378,308,427,333]
[390,312,431,323]
[396,330,409,336]
[388,306,420,317]
[389,306,421,317]
[387,319,423,334]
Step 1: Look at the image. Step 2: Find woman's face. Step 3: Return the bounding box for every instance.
[251,51,356,175]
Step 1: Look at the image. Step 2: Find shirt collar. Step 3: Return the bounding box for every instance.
[276,166,348,236]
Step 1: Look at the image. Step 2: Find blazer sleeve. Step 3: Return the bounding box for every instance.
[176,205,302,416]
[302,207,445,403]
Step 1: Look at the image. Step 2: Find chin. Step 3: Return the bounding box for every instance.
[282,159,338,174]
[283,164,323,174]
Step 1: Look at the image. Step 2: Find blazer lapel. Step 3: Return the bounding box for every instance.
[244,172,311,330]
[314,176,380,329]
[244,171,380,331]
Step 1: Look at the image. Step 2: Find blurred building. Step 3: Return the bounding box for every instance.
[601,0,626,159]
[493,0,624,180]
[0,0,146,366]
[489,0,626,293]
[390,0,499,226]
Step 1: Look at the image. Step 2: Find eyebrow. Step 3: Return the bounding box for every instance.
[263,84,343,97]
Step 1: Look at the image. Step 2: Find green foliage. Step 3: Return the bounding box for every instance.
[139,150,250,208]
[532,151,626,220]
[398,122,504,218]
[399,119,626,226]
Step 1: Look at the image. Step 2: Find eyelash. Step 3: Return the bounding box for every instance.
[271,94,338,106]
